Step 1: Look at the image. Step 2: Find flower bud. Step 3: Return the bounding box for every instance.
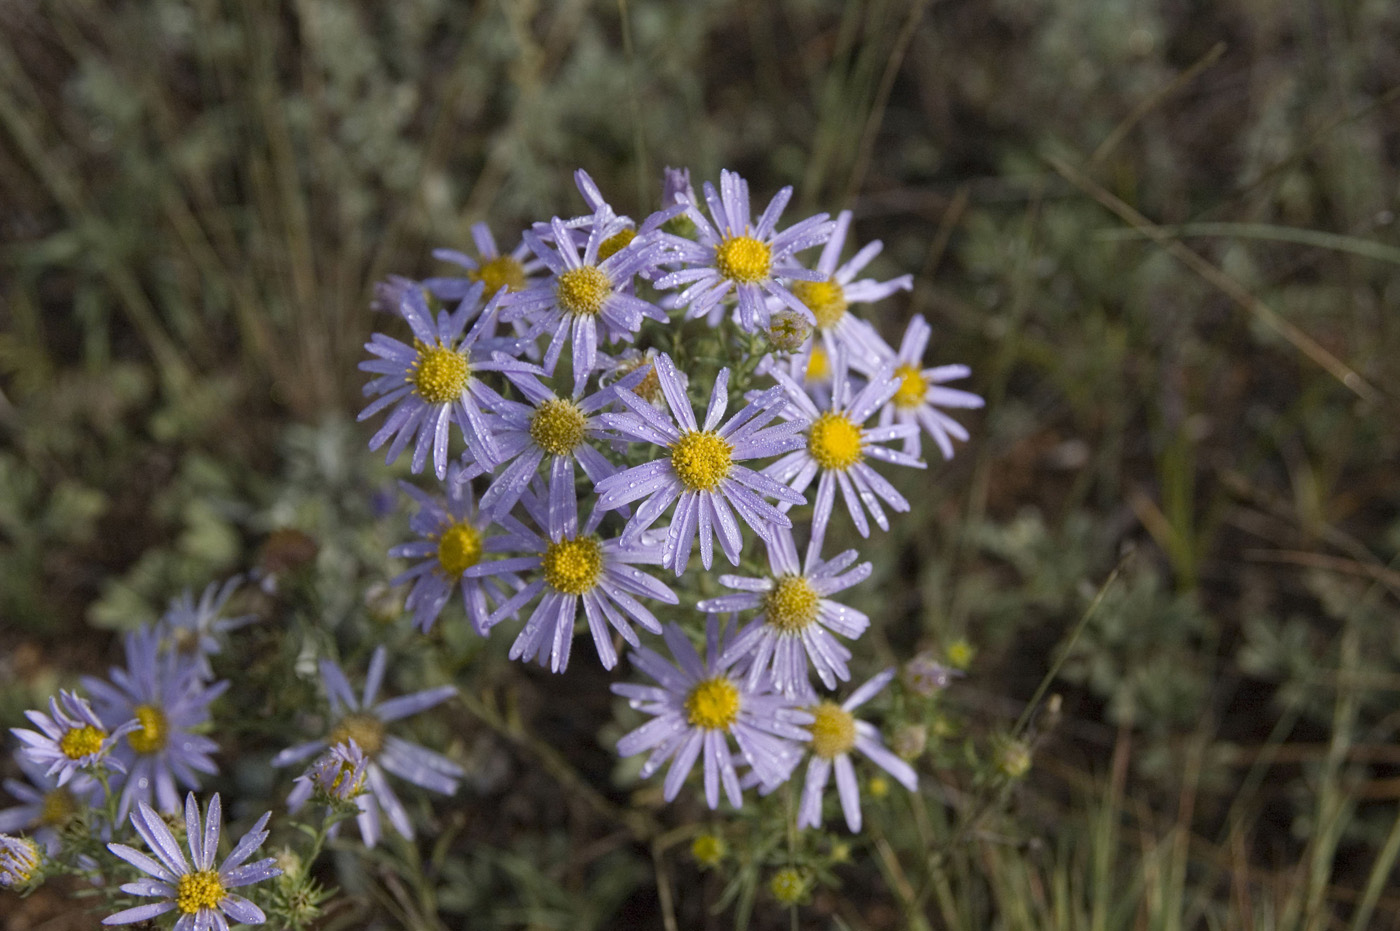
[0,835,40,887]
[765,311,813,353]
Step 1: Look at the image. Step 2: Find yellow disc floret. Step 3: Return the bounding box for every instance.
[40,789,76,827]
[59,726,104,760]
[715,235,772,284]
[670,430,734,491]
[329,713,385,758]
[556,265,612,317]
[769,867,809,906]
[805,344,831,383]
[691,833,726,867]
[684,677,741,731]
[470,255,527,295]
[529,399,588,456]
[409,342,470,405]
[791,277,848,330]
[542,536,604,596]
[892,363,927,409]
[128,704,168,755]
[176,869,225,914]
[763,575,821,633]
[436,522,483,577]
[808,701,857,759]
[598,228,637,262]
[807,412,863,471]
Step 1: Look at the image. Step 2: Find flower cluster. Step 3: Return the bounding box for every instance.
[361,167,982,828]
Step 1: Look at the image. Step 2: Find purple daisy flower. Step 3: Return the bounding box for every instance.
[612,618,812,809]
[876,314,984,460]
[390,461,520,636]
[271,646,462,848]
[159,577,251,681]
[469,481,676,672]
[0,834,40,887]
[358,285,538,480]
[501,211,673,391]
[81,628,228,819]
[0,756,100,853]
[11,691,136,787]
[288,739,370,807]
[655,169,834,331]
[763,351,924,558]
[700,525,872,698]
[595,352,807,575]
[475,370,629,521]
[796,669,917,833]
[103,793,280,928]
[424,222,546,302]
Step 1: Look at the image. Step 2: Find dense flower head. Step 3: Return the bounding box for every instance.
[0,755,100,854]
[103,793,281,928]
[875,313,984,460]
[159,577,250,681]
[11,690,137,787]
[0,834,40,888]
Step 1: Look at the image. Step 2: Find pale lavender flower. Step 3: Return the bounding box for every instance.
[290,739,370,805]
[475,371,630,521]
[11,691,135,787]
[660,166,696,211]
[0,834,40,887]
[359,284,538,479]
[763,351,924,558]
[424,222,546,301]
[596,352,807,575]
[701,525,872,698]
[797,669,917,833]
[271,647,462,848]
[81,628,227,819]
[103,793,280,928]
[390,461,519,636]
[0,756,99,853]
[875,313,984,460]
[655,169,834,331]
[612,618,812,809]
[471,481,677,672]
[502,211,673,390]
[160,577,251,681]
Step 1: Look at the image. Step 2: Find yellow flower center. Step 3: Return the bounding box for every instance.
[763,575,821,633]
[128,704,168,755]
[808,702,856,759]
[690,833,726,866]
[529,399,588,456]
[805,344,831,383]
[469,255,527,295]
[685,677,741,731]
[542,536,604,595]
[409,342,470,405]
[769,867,808,906]
[436,522,484,578]
[791,277,848,330]
[555,265,612,317]
[329,713,385,758]
[40,789,76,827]
[597,228,637,261]
[807,412,863,471]
[892,363,927,409]
[176,869,225,914]
[58,725,104,760]
[715,235,772,284]
[670,430,734,491]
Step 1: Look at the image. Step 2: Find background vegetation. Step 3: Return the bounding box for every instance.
[2,0,1399,927]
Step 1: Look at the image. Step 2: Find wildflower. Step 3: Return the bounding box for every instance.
[82,628,227,818]
[596,353,806,575]
[764,351,924,558]
[160,577,251,681]
[272,646,462,847]
[103,793,281,927]
[288,740,370,807]
[660,166,698,237]
[797,669,917,833]
[946,638,975,669]
[993,735,1032,780]
[904,651,962,697]
[0,835,40,887]
[702,525,872,698]
[12,690,135,786]
[476,371,628,521]
[471,481,676,672]
[424,222,544,301]
[359,284,537,480]
[612,618,811,809]
[656,169,835,331]
[690,832,725,867]
[598,347,670,407]
[781,209,912,373]
[502,212,672,390]
[768,867,809,906]
[390,461,519,636]
[876,314,983,460]
[0,756,99,853]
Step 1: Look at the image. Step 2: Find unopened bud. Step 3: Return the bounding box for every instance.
[766,310,813,353]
